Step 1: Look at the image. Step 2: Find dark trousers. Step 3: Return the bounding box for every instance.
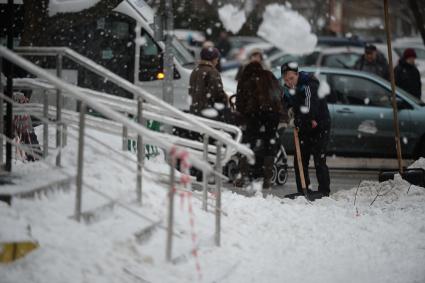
[294,128,330,195]
[242,112,279,179]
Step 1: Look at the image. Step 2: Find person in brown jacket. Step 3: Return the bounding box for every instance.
[189,47,228,121]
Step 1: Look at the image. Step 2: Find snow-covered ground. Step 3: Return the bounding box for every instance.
[1,126,425,283]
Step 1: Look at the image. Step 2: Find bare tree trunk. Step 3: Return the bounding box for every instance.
[408,0,425,45]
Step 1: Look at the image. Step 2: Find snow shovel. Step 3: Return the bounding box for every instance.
[284,128,309,200]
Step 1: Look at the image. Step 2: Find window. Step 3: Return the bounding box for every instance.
[321,53,361,69]
[328,75,392,107]
[139,30,162,81]
[270,52,320,69]
[413,48,425,60]
[171,37,195,67]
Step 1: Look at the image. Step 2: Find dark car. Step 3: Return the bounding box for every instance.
[274,67,425,158]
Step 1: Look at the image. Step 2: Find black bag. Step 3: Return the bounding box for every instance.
[379,168,425,188]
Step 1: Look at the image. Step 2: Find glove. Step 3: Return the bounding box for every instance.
[288,119,295,128]
[288,107,295,120]
[278,122,288,129]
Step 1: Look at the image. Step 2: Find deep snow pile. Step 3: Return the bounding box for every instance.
[1,127,424,283]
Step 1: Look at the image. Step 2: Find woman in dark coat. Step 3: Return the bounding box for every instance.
[234,62,283,189]
[394,48,422,100]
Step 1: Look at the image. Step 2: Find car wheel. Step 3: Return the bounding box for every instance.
[276,166,288,185]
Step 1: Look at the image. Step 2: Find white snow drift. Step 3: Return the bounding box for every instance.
[1,126,424,283]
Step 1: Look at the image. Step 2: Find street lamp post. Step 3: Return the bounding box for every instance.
[4,0,14,172]
[162,0,174,108]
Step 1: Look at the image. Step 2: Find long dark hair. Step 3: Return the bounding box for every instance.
[240,61,263,81]
[255,70,283,113]
[236,62,263,115]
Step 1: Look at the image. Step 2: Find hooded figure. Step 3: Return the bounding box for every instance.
[394,48,422,100]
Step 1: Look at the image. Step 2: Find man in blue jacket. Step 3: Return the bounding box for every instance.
[281,62,331,198]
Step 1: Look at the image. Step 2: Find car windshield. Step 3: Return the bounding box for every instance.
[321,53,361,69]
[171,37,195,67]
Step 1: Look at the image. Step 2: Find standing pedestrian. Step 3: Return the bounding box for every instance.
[189,47,228,121]
[216,31,232,59]
[354,44,389,80]
[234,61,283,189]
[281,62,331,198]
[394,48,422,100]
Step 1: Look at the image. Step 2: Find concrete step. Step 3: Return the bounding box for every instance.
[0,168,74,204]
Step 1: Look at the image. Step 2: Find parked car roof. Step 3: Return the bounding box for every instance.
[317,36,366,47]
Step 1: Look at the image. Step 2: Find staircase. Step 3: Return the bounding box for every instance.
[0,45,254,262]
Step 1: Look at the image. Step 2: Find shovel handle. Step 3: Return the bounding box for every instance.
[294,128,307,192]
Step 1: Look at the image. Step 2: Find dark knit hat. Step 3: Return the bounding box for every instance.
[403,48,417,59]
[200,47,220,61]
[281,62,299,75]
[364,44,377,54]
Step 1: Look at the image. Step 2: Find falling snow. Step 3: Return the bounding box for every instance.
[257,4,317,55]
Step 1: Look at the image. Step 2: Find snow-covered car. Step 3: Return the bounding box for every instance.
[273,67,425,158]
[267,46,365,70]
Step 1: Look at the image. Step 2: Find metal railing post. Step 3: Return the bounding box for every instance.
[75,102,87,222]
[136,98,144,203]
[215,141,222,247]
[166,151,176,262]
[122,112,128,151]
[202,134,209,211]
[0,57,3,164]
[43,90,49,158]
[55,53,63,166]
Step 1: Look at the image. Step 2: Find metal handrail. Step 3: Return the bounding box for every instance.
[4,46,230,252]
[13,78,240,164]
[14,46,254,163]
[0,46,212,173]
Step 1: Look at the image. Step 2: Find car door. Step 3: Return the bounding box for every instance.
[328,73,412,156]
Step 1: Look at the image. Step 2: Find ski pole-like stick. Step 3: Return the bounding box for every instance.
[293,128,308,198]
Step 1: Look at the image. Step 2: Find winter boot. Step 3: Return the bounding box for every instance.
[262,156,275,190]
[234,156,249,187]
